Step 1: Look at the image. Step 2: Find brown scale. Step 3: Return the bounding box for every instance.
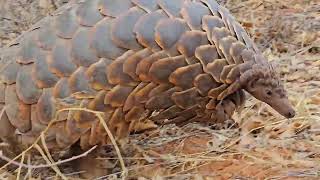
[225,65,240,84]
[155,18,190,56]
[172,87,203,109]
[126,108,157,133]
[128,118,157,134]
[47,39,77,77]
[30,104,47,133]
[65,117,90,144]
[5,85,31,133]
[52,78,71,99]
[241,49,255,63]
[68,67,96,95]
[201,0,220,16]
[195,44,219,69]
[71,28,99,67]
[98,0,133,17]
[181,1,211,30]
[56,122,79,149]
[107,108,129,139]
[208,84,228,99]
[0,59,20,85]
[36,21,58,51]
[111,7,145,50]
[150,105,183,124]
[19,132,39,149]
[228,14,253,46]
[206,98,217,109]
[230,21,246,43]
[124,105,145,123]
[239,61,255,74]
[217,6,236,37]
[134,82,157,103]
[220,64,237,84]
[105,85,134,107]
[73,90,110,131]
[88,120,105,145]
[72,99,95,128]
[90,18,127,59]
[107,50,138,86]
[75,0,104,27]
[134,10,168,51]
[169,63,203,89]
[207,90,246,122]
[79,130,91,149]
[123,82,147,111]
[42,129,60,151]
[206,58,228,83]
[16,34,40,64]
[193,73,221,96]
[0,105,16,142]
[32,51,59,89]
[201,15,225,44]
[43,122,59,142]
[217,80,242,101]
[229,19,259,52]
[96,110,114,141]
[230,41,246,64]
[166,105,198,125]
[176,31,209,63]
[123,49,153,81]
[148,84,172,98]
[86,58,114,91]
[148,55,188,84]
[211,27,231,58]
[219,36,237,64]
[157,0,186,18]
[89,90,110,112]
[36,89,56,125]
[132,0,159,13]
[145,87,181,111]
[54,7,80,39]
[16,65,43,104]
[136,51,168,82]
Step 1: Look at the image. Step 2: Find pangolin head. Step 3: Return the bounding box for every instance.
[239,62,295,119]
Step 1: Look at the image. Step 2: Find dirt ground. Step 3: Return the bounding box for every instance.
[0,0,319,179]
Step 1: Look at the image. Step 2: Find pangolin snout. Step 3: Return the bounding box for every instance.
[285,108,295,118]
[269,99,296,119]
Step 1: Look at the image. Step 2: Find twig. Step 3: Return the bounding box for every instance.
[23,155,32,180]
[0,146,97,169]
[96,112,128,177]
[45,171,86,180]
[37,137,66,179]
[16,152,25,180]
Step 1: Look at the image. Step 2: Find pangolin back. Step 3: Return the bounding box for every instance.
[0,0,280,150]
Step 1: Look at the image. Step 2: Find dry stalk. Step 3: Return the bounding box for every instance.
[16,152,25,180]
[0,146,97,169]
[34,144,67,180]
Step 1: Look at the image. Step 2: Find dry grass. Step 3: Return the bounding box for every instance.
[0,0,319,179]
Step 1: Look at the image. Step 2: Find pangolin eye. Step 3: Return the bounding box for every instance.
[266,90,272,96]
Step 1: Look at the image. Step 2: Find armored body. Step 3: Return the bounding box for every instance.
[0,0,295,150]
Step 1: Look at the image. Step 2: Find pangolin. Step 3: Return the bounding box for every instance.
[0,0,295,150]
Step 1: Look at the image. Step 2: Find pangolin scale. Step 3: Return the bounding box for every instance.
[0,0,295,150]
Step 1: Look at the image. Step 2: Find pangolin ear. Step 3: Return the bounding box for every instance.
[246,79,256,91]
